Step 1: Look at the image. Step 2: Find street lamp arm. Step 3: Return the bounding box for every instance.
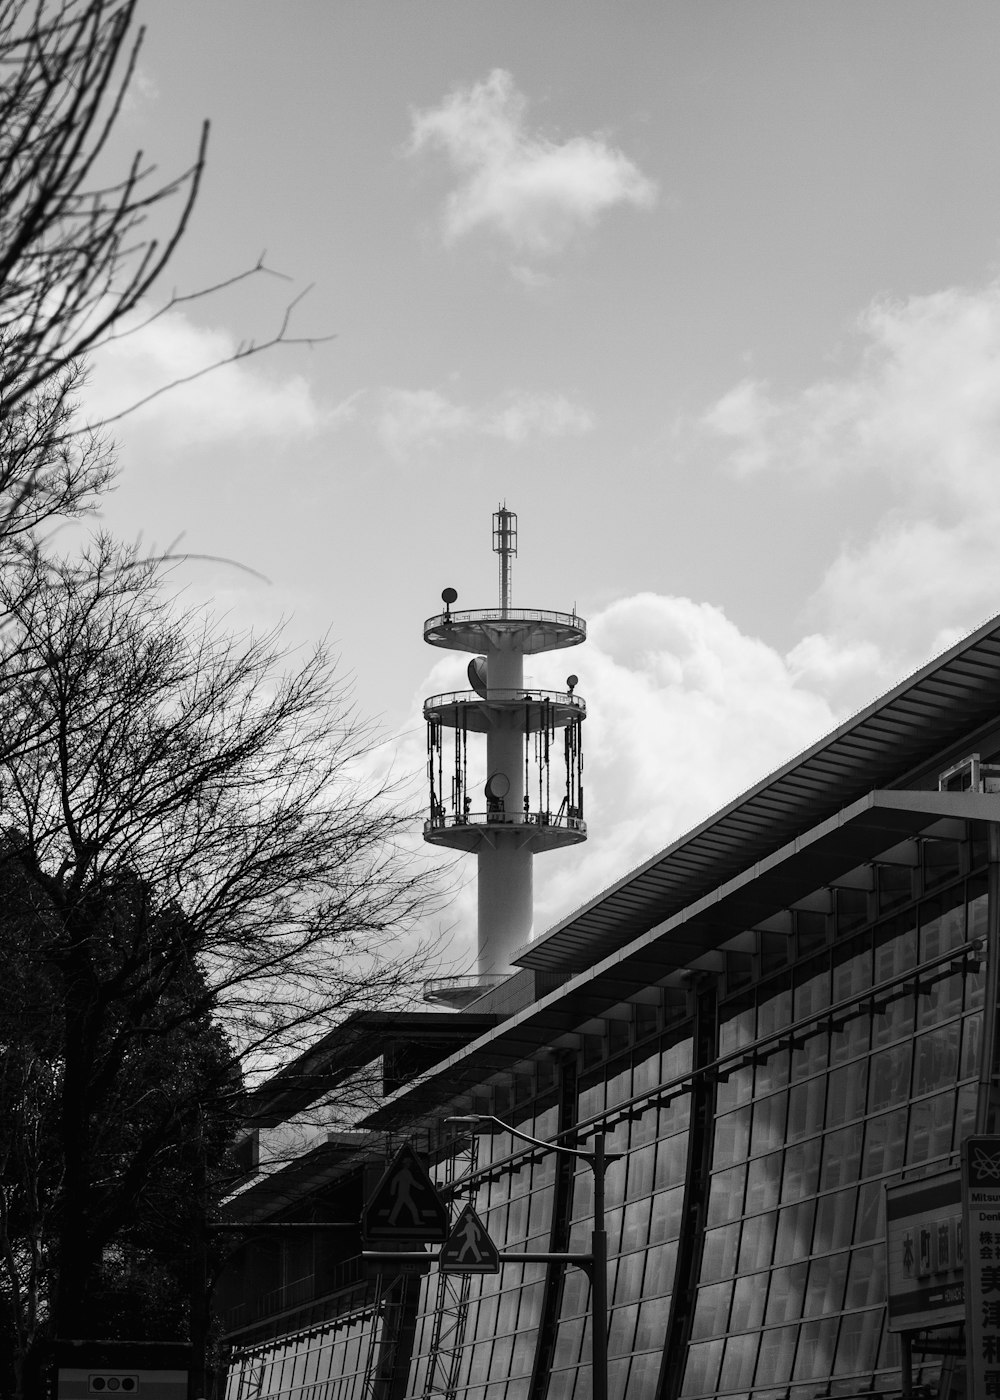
[445,1114,618,1163]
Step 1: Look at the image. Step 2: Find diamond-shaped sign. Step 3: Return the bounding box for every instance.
[362,1143,449,1243]
[439,1204,500,1274]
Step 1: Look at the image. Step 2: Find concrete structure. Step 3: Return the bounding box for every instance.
[218,590,1000,1399]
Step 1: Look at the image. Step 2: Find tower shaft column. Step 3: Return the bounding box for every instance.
[477,841,533,974]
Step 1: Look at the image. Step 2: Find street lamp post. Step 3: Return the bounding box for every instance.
[446,1115,614,1400]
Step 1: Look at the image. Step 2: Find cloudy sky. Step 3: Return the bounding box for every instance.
[82,1,1000,962]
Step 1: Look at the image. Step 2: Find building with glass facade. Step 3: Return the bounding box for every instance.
[220,614,1000,1399]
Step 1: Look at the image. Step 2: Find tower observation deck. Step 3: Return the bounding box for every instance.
[423,508,586,1005]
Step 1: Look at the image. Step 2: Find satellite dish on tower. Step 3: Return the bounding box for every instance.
[468,656,488,697]
[484,772,510,800]
[441,587,458,622]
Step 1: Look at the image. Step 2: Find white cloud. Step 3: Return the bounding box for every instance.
[393,593,837,945]
[407,69,657,256]
[376,386,593,460]
[703,277,1000,711]
[85,309,341,447]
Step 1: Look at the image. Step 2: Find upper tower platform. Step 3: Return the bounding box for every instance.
[423,606,586,655]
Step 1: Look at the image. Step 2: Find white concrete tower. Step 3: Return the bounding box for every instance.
[423,507,586,1003]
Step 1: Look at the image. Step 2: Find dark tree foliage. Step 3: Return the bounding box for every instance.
[0,542,435,1392]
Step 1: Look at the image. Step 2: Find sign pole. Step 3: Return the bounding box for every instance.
[590,1135,608,1400]
[900,1332,913,1400]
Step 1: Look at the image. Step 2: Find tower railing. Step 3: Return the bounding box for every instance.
[424,687,586,714]
[423,606,585,633]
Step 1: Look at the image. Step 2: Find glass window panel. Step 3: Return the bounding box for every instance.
[953,1082,978,1151]
[773,1199,817,1266]
[626,1144,655,1200]
[655,1133,689,1189]
[917,966,964,1030]
[745,1152,782,1214]
[832,1309,880,1374]
[861,1109,907,1179]
[644,1240,678,1295]
[787,1077,825,1140]
[836,888,870,938]
[679,1339,723,1397]
[757,980,792,1043]
[729,1271,767,1331]
[714,1107,751,1164]
[719,1332,759,1390]
[634,1296,670,1351]
[738,1211,776,1273]
[832,930,871,1000]
[649,1187,685,1243]
[621,1198,653,1254]
[913,1022,961,1095]
[794,954,831,1020]
[826,1063,867,1128]
[813,1188,857,1253]
[922,838,963,893]
[871,984,914,1048]
[791,1316,840,1382]
[751,1093,788,1157]
[754,1040,790,1095]
[803,1250,848,1315]
[764,1262,808,1325]
[877,862,912,912]
[820,1124,863,1191]
[919,887,965,959]
[907,1091,955,1165]
[626,1352,662,1393]
[717,1062,754,1115]
[613,1250,645,1305]
[845,1246,885,1308]
[691,1281,732,1341]
[552,1317,585,1369]
[699,1226,738,1284]
[868,1042,912,1112]
[969,878,988,931]
[828,1008,870,1065]
[791,1024,829,1079]
[607,1302,639,1357]
[719,996,756,1057]
[796,908,828,954]
[961,1012,983,1078]
[781,1139,821,1204]
[707,1165,746,1228]
[754,1324,798,1385]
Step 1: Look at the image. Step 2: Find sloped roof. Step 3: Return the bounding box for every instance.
[514,613,1000,974]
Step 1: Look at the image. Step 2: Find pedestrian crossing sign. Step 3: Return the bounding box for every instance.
[362,1143,449,1242]
[440,1204,500,1274]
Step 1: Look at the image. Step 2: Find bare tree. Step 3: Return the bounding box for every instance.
[0,540,438,1375]
[0,0,325,550]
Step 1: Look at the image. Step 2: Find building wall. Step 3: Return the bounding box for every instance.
[224,819,994,1399]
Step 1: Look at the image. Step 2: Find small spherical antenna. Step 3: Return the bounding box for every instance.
[442,587,458,605]
[566,674,578,693]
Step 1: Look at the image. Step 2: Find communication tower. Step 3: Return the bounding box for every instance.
[423,507,586,1005]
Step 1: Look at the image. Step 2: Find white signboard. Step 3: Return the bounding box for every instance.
[963,1135,1000,1389]
[885,1168,964,1332]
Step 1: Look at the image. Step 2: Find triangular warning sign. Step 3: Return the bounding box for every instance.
[362,1143,449,1242]
[439,1204,500,1274]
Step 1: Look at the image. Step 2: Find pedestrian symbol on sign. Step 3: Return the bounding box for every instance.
[440,1204,500,1274]
[362,1143,449,1243]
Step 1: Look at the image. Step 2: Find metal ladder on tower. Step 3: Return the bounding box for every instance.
[420,1132,481,1398]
